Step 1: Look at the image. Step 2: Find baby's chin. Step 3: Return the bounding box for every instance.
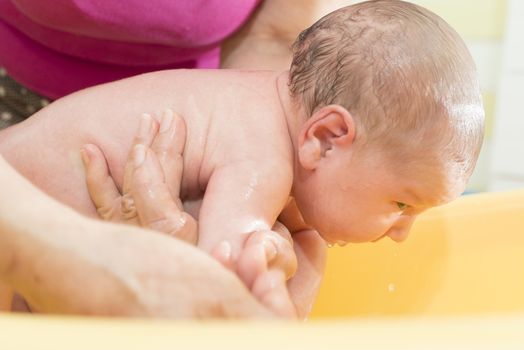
[318,233,350,247]
[310,220,376,246]
[320,231,382,246]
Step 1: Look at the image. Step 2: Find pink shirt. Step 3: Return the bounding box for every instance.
[0,0,261,98]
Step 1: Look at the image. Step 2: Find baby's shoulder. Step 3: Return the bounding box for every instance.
[210,73,291,155]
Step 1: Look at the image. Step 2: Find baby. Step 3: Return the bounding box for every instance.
[0,0,484,304]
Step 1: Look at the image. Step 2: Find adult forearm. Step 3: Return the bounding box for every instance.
[0,156,134,314]
[220,34,292,70]
[3,218,270,318]
[220,0,362,71]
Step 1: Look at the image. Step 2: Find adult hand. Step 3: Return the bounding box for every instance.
[81,110,197,244]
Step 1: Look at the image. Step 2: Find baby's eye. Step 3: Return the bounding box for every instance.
[396,202,408,211]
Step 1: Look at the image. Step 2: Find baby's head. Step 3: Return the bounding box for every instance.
[288,0,484,244]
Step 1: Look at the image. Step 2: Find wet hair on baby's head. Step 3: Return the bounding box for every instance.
[289,0,484,179]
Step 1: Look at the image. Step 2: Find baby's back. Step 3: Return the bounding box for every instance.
[0,69,290,216]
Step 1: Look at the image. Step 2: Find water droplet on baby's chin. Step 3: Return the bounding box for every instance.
[387,283,396,293]
[326,242,334,248]
[336,240,348,247]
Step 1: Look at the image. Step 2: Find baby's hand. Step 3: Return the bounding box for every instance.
[213,223,298,316]
[238,223,298,287]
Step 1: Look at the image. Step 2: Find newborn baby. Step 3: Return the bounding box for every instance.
[0,0,484,305]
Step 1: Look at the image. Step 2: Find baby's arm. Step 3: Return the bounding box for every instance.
[198,160,296,288]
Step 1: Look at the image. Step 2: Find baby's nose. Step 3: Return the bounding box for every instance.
[386,215,416,243]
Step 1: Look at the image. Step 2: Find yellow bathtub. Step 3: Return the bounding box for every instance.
[1,190,524,349]
[311,189,524,317]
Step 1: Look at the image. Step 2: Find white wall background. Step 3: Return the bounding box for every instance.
[489,0,524,191]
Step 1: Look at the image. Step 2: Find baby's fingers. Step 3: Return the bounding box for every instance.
[237,230,298,289]
[269,230,298,279]
[81,144,120,219]
[252,230,297,278]
[236,239,271,289]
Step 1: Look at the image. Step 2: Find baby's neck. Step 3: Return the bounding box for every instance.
[274,71,311,208]
[275,71,307,155]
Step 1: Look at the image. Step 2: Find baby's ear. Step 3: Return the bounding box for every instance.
[297,105,356,170]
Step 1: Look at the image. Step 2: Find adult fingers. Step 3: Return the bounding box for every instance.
[131,144,197,244]
[150,109,186,206]
[148,211,198,245]
[122,113,159,195]
[252,270,297,319]
[134,113,160,148]
[81,143,121,220]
